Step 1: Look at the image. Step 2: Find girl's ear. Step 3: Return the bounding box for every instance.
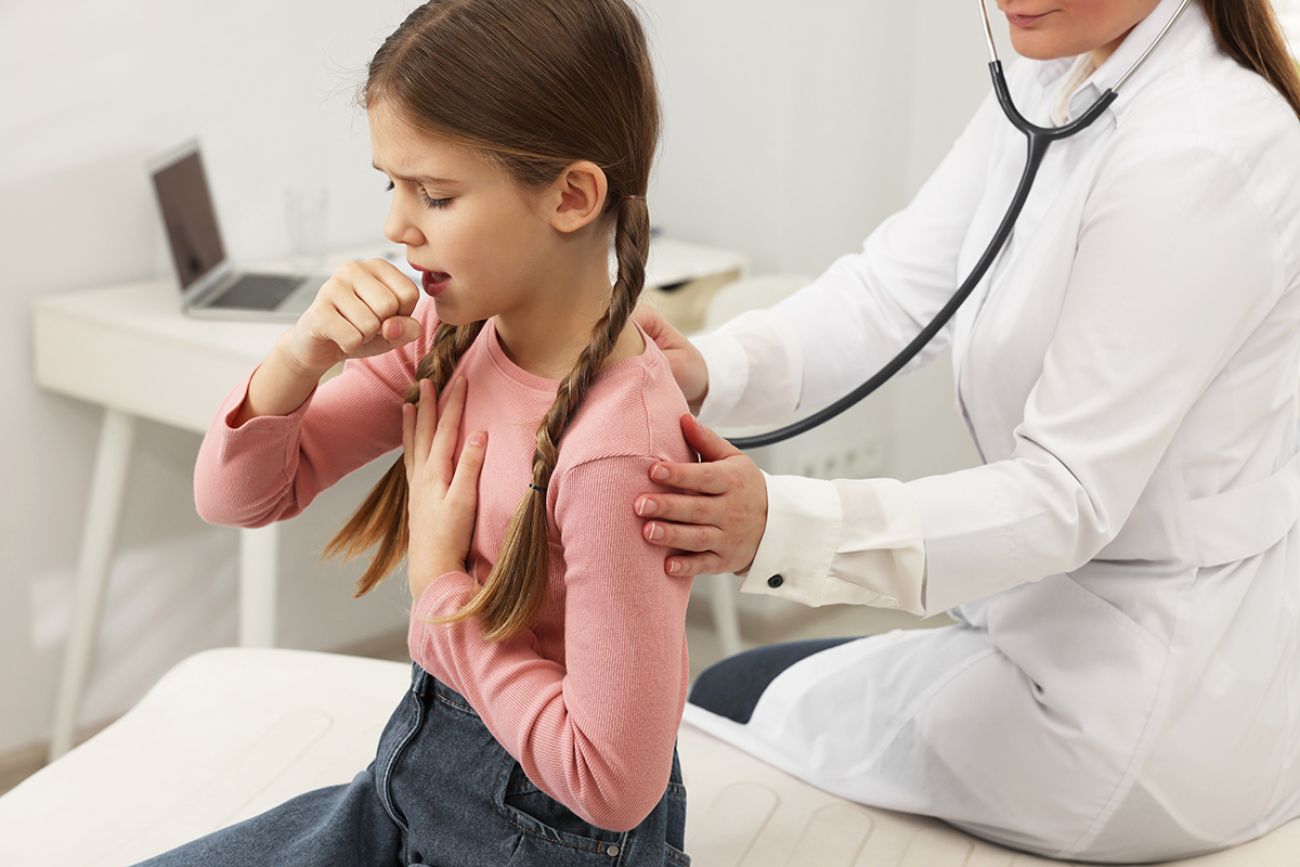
[547,160,609,234]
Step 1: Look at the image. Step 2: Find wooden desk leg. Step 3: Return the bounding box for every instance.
[47,408,136,762]
[238,525,278,647]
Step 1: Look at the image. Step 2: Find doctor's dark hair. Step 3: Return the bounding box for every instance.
[1202,0,1300,120]
[321,0,660,642]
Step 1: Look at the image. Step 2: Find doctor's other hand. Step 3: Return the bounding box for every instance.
[281,258,424,376]
[632,304,708,414]
[635,413,767,577]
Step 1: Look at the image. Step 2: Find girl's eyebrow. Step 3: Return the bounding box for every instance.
[371,162,460,185]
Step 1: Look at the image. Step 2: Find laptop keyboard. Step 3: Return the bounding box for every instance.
[209,274,304,310]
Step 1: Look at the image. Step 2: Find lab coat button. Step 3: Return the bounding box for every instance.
[768,574,784,588]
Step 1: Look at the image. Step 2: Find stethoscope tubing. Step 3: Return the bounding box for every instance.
[725,0,1192,451]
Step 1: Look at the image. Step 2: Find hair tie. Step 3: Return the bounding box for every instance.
[622,193,645,202]
[528,482,547,494]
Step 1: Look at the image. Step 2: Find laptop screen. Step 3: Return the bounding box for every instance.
[150,147,226,292]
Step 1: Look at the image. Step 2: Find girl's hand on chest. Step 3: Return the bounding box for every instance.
[402,376,489,603]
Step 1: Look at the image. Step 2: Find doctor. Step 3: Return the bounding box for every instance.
[632,0,1300,861]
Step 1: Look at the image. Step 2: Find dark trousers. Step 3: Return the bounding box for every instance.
[688,636,859,724]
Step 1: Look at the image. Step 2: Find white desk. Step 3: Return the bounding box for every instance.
[31,237,746,761]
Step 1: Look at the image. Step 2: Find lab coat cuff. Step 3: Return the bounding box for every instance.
[827,477,928,614]
[738,473,842,606]
[691,331,749,426]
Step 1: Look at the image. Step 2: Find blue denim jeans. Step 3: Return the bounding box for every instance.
[135,662,690,866]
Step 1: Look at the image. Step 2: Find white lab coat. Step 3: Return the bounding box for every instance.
[683,0,1300,861]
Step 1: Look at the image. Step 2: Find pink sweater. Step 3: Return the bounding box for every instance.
[194,294,694,832]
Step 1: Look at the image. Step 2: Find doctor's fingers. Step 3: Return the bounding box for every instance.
[635,491,723,525]
[647,459,733,495]
[642,520,724,555]
[664,551,726,577]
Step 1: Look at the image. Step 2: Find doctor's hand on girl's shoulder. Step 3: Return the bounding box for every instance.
[280,258,425,377]
[635,414,767,578]
[632,306,767,577]
[402,375,487,603]
[633,304,709,414]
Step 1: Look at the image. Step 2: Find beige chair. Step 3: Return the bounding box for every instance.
[5,648,1294,866]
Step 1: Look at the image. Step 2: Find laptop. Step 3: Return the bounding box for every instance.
[148,139,328,322]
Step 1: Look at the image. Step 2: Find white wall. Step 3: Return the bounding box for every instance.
[642,0,1002,484]
[1280,0,1300,54]
[889,0,1008,482]
[1,0,425,754]
[2,0,999,755]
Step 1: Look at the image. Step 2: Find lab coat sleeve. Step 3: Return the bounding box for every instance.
[904,142,1284,614]
[693,309,803,428]
[732,142,1284,617]
[691,88,1003,429]
[738,473,927,611]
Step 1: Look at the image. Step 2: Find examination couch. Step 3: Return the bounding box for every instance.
[1,648,1297,866]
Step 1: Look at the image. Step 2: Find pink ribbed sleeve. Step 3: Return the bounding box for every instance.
[192,313,433,527]
[407,454,693,833]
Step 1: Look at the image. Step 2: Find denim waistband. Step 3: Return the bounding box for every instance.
[409,661,429,696]
[409,661,479,717]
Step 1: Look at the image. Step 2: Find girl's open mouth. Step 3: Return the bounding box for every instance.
[422,271,451,297]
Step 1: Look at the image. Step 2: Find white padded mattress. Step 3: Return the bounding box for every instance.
[0,648,1293,866]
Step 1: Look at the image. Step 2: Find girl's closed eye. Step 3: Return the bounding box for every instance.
[383,179,453,210]
[420,191,453,210]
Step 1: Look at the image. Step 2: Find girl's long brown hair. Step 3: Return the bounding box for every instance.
[1201,0,1300,120]
[322,0,659,642]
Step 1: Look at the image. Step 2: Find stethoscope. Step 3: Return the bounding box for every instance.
[728,0,1194,450]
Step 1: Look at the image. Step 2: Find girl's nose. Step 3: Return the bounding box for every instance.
[383,201,425,248]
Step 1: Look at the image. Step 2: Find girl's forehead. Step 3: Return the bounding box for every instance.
[368,103,482,179]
